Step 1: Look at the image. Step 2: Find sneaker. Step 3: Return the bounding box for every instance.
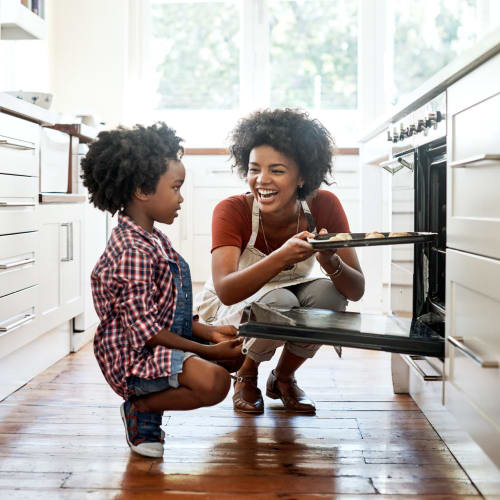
[120,400,164,458]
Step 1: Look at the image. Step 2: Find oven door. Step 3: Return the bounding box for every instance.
[239,302,444,358]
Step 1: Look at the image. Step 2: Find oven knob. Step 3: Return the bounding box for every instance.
[387,130,392,142]
[417,119,425,133]
[393,127,398,143]
[399,123,407,141]
[436,110,443,122]
[408,124,416,136]
[428,112,438,129]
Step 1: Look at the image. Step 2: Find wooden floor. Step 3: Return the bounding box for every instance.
[0,343,484,499]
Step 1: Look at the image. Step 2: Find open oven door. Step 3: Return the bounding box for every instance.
[238,302,444,358]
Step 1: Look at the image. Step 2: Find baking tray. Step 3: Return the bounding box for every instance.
[307,231,437,250]
[238,303,444,358]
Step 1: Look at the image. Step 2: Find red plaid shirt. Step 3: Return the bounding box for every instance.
[91,214,181,398]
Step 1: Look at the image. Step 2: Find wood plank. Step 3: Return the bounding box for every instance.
[0,342,487,498]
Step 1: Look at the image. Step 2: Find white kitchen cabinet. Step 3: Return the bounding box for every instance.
[445,249,500,467]
[447,51,500,260]
[445,52,500,470]
[38,202,84,335]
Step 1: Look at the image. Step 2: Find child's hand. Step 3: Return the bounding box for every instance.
[206,338,243,361]
[211,325,238,343]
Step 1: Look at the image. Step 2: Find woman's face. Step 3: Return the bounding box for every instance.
[247,145,303,214]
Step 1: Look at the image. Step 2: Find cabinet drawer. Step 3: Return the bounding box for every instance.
[0,285,39,361]
[193,186,245,236]
[0,232,38,298]
[0,285,37,336]
[0,135,38,176]
[0,112,39,144]
[445,249,500,430]
[190,160,246,188]
[0,174,38,235]
[447,153,500,259]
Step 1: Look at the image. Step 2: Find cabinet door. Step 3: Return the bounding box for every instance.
[38,204,84,334]
[447,52,500,259]
[445,248,500,468]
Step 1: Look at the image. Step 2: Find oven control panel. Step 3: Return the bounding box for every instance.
[387,93,446,152]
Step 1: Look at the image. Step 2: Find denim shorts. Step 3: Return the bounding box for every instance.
[126,352,196,397]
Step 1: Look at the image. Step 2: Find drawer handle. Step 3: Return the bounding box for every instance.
[449,154,500,168]
[0,258,35,269]
[0,313,35,333]
[403,355,442,381]
[0,140,36,151]
[448,336,499,368]
[210,169,231,174]
[0,201,36,207]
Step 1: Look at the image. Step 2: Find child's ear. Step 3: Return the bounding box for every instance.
[134,188,150,201]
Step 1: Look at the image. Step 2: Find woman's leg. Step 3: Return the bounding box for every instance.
[267,279,348,413]
[233,287,300,413]
[134,356,231,413]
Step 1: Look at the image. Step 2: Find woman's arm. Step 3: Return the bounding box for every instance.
[212,231,315,305]
[316,246,365,302]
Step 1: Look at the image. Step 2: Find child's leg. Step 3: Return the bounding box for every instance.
[133,356,230,413]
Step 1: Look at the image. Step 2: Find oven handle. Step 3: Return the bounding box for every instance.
[447,336,499,368]
[379,155,414,174]
[449,154,500,168]
[403,355,442,381]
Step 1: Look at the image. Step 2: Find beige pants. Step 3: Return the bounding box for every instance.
[242,278,348,362]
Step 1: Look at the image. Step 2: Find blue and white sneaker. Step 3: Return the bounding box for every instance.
[120,400,164,458]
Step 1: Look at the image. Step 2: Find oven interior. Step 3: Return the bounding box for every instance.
[413,137,446,338]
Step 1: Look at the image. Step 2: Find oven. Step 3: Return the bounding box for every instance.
[238,94,447,360]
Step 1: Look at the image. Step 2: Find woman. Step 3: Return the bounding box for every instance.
[195,109,365,414]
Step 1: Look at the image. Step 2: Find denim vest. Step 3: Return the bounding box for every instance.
[165,253,194,374]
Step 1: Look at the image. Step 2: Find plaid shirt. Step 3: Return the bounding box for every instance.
[92,214,183,399]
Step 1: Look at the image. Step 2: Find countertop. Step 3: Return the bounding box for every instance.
[0,92,98,142]
[359,26,500,143]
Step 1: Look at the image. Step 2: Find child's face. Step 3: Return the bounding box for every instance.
[148,160,185,225]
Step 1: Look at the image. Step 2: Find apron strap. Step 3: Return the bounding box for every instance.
[301,200,316,233]
[249,198,260,247]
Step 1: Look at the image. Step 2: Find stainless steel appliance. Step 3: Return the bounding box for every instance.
[239,94,448,359]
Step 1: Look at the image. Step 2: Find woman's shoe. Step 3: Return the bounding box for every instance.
[266,369,316,414]
[232,374,264,414]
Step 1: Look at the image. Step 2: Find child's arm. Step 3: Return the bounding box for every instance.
[146,329,242,362]
[192,321,238,343]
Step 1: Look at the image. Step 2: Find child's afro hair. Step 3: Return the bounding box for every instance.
[81,122,183,214]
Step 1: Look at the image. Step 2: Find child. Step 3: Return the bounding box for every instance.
[81,123,243,458]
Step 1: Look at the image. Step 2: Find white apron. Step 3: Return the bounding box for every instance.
[194,198,322,327]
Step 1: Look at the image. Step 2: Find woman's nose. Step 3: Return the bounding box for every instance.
[257,170,269,183]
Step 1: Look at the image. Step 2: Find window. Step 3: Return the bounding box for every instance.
[133,0,498,146]
[151,0,240,110]
[390,0,481,106]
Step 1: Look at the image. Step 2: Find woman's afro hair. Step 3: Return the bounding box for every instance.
[80,122,183,214]
[229,108,335,199]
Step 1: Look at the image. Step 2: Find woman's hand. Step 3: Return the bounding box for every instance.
[275,230,316,269]
[210,325,238,343]
[315,228,338,269]
[204,338,244,361]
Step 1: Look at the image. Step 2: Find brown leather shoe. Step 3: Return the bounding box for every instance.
[266,370,316,414]
[232,374,264,414]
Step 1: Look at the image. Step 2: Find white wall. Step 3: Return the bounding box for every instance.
[48,0,128,127]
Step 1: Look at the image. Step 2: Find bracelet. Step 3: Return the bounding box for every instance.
[320,256,343,279]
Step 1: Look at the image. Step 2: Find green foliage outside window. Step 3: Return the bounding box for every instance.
[269,0,358,110]
[152,1,240,109]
